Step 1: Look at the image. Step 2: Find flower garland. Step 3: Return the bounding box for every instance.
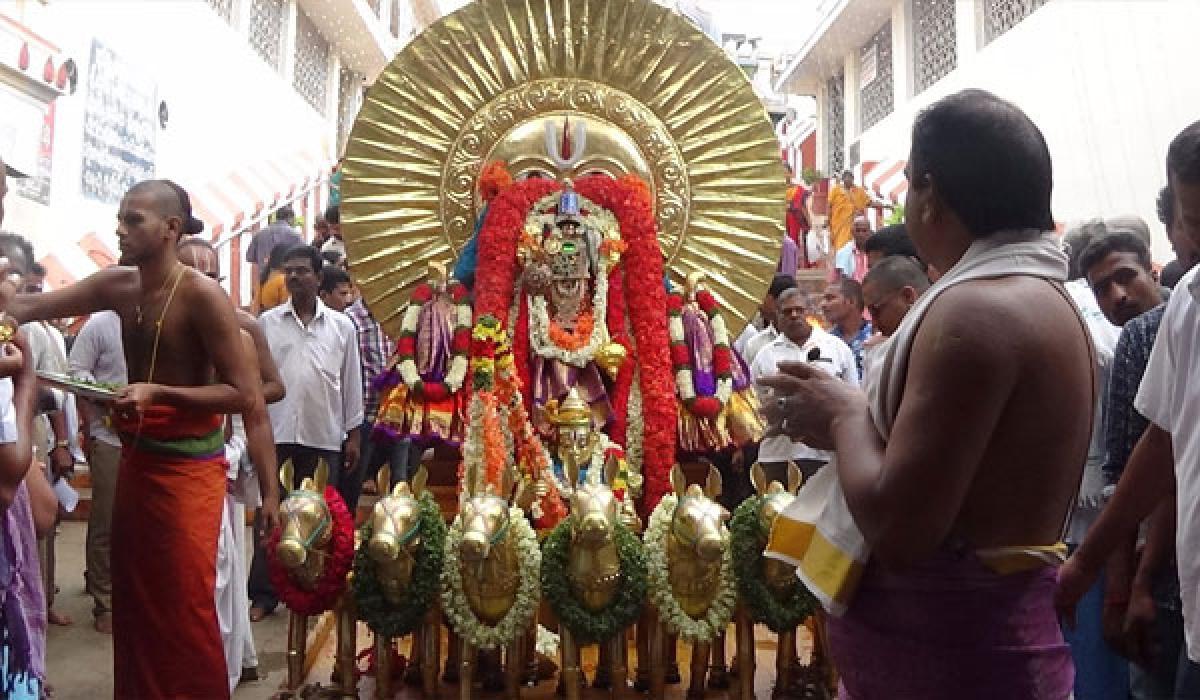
[471,174,675,512]
[729,497,817,634]
[528,270,608,367]
[266,486,356,617]
[540,519,647,644]
[576,174,676,512]
[604,266,634,448]
[351,492,448,638]
[667,288,735,420]
[441,507,542,650]
[643,494,736,643]
[392,281,472,399]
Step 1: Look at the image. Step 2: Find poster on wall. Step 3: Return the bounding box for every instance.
[0,90,54,205]
[81,39,156,205]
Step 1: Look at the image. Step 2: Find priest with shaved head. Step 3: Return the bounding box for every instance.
[0,179,261,699]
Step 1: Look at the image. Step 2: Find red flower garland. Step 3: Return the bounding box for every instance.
[576,174,676,513]
[266,486,356,617]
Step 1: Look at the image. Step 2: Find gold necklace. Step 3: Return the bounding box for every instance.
[134,264,184,326]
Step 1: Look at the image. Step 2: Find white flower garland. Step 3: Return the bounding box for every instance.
[625,372,644,499]
[441,506,542,650]
[527,268,609,368]
[643,494,737,643]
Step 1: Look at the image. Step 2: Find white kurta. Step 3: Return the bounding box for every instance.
[215,425,259,693]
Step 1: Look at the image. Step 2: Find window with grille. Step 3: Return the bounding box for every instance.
[825,73,845,176]
[249,0,285,70]
[983,0,1048,45]
[206,0,234,24]
[913,0,956,93]
[858,21,894,132]
[294,9,331,115]
[337,67,364,152]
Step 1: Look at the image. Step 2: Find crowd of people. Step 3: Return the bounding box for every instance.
[0,86,1196,698]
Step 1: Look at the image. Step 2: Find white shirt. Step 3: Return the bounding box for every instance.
[0,378,17,444]
[321,237,346,257]
[734,321,761,357]
[1135,265,1200,662]
[260,297,364,451]
[68,311,127,448]
[1065,278,1121,541]
[751,327,861,463]
[743,325,780,368]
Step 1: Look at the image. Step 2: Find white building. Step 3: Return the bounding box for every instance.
[775,0,1200,262]
[0,0,421,306]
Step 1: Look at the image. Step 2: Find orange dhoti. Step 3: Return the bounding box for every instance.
[112,406,229,700]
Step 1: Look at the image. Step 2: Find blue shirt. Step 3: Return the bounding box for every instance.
[831,319,873,379]
[1103,299,1168,484]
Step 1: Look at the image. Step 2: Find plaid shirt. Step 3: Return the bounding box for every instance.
[344,298,393,423]
[1103,298,1168,484]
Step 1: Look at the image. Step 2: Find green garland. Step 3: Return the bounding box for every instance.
[730,496,816,633]
[352,491,447,638]
[541,518,647,645]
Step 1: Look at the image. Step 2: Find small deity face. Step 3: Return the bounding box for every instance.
[557,423,596,468]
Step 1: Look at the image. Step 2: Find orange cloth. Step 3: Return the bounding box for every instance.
[828,184,871,253]
[112,406,229,700]
[256,271,289,312]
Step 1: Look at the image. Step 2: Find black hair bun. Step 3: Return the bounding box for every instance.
[184,216,205,235]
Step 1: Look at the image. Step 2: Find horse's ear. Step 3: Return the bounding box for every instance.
[604,454,620,489]
[410,465,429,499]
[315,459,330,492]
[564,458,580,491]
[750,463,768,496]
[377,464,392,498]
[671,464,687,498]
[279,459,295,495]
[704,465,723,500]
[787,461,803,495]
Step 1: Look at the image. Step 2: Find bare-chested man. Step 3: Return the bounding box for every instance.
[177,236,283,691]
[0,179,261,699]
[762,90,1092,697]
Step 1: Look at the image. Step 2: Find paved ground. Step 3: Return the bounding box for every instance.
[45,520,822,699]
[45,520,289,700]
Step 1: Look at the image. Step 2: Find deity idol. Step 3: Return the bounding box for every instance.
[669,271,763,455]
[519,181,626,438]
[373,261,471,451]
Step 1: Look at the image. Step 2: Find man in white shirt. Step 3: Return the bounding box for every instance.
[751,287,860,484]
[68,309,127,634]
[1058,120,1200,690]
[248,245,362,619]
[739,275,798,367]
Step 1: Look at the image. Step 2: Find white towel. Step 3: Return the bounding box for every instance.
[766,229,1070,616]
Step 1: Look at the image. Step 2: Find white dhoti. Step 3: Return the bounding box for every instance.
[216,434,259,694]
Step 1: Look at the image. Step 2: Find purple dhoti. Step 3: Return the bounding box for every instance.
[828,547,1073,699]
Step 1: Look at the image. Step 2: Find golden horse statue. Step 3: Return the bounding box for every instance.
[648,465,731,700]
[275,460,356,698]
[556,456,638,700]
[455,469,537,700]
[362,464,441,699]
[730,463,815,700]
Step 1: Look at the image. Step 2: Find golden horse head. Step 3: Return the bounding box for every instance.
[277,459,333,589]
[367,465,430,603]
[666,464,730,617]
